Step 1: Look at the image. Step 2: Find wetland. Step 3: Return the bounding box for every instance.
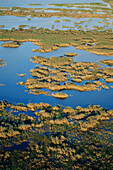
[0,0,113,169]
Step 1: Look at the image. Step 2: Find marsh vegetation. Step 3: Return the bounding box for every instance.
[16,56,113,97]
[0,28,113,55]
[0,0,113,169]
[0,101,113,169]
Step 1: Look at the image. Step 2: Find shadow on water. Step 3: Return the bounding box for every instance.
[1,141,30,151]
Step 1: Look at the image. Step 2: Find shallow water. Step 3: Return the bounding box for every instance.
[0,0,113,110]
[0,0,106,8]
[0,1,113,168]
[0,15,112,31]
[0,12,113,30]
[0,0,112,31]
[0,41,113,109]
[0,16,59,30]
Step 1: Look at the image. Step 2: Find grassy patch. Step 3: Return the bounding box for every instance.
[0,101,113,169]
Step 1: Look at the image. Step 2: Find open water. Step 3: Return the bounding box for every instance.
[0,0,113,110]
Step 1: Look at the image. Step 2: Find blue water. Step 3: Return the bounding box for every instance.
[0,14,112,31]
[0,0,113,110]
[0,0,112,31]
[0,0,105,8]
[0,41,113,109]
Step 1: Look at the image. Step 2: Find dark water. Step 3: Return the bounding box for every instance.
[2,141,30,151]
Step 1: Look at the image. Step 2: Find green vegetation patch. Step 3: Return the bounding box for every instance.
[49,3,107,7]
[28,4,42,6]
[17,56,113,97]
[18,25,29,28]
[0,29,113,56]
[0,101,113,169]
[0,5,112,21]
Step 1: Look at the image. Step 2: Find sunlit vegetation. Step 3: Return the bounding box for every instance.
[18,25,29,28]
[61,19,71,22]
[0,100,113,169]
[28,4,42,6]
[66,52,77,56]
[54,20,60,22]
[0,3,112,21]
[0,25,4,28]
[29,26,37,29]
[0,28,113,56]
[17,74,26,77]
[0,1,113,169]
[0,7,10,10]
[62,25,74,29]
[52,92,68,99]
[27,18,31,20]
[49,3,108,7]
[0,59,6,67]
[100,59,113,66]
[16,56,113,97]
[102,0,113,9]
[1,41,22,48]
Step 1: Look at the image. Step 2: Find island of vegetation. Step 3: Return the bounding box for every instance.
[0,100,113,169]
[0,0,113,169]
